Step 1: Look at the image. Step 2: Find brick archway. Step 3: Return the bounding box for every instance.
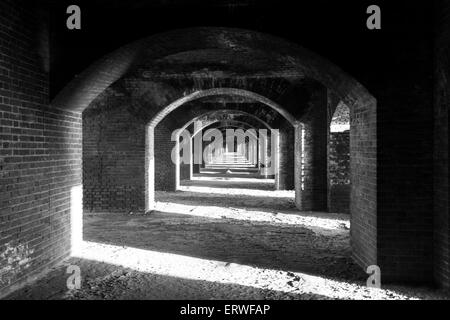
[51,27,373,115]
[180,109,274,134]
[54,27,376,275]
[173,110,275,189]
[145,88,294,210]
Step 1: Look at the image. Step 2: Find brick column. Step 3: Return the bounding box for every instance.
[294,123,303,209]
[434,2,450,288]
[174,133,180,189]
[145,126,155,211]
[259,131,269,177]
[299,87,328,211]
[179,132,192,182]
[154,123,176,191]
[271,130,280,189]
[277,126,295,190]
[193,122,203,173]
[192,133,201,174]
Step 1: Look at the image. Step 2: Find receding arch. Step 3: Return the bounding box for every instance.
[173,110,275,188]
[67,27,377,273]
[192,121,260,138]
[180,109,273,135]
[148,88,297,129]
[146,88,290,209]
[175,118,263,188]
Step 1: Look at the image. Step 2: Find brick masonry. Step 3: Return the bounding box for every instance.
[82,89,146,213]
[374,17,434,283]
[277,125,295,191]
[328,131,350,214]
[349,95,377,272]
[298,86,328,211]
[433,0,450,289]
[1,0,450,295]
[0,0,81,295]
[154,120,176,192]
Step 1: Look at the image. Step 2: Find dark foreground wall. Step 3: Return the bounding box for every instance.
[434,0,450,289]
[0,0,82,296]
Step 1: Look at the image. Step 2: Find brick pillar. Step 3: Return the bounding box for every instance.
[174,133,180,189]
[277,126,295,190]
[272,130,280,189]
[193,163,201,174]
[259,131,269,177]
[154,123,176,191]
[179,133,192,182]
[433,0,450,289]
[145,126,155,211]
[294,123,303,209]
[250,138,257,165]
[257,138,261,170]
[299,87,328,211]
[193,122,203,172]
[192,133,201,174]
[260,129,276,179]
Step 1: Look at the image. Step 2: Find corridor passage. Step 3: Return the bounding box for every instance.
[5,177,448,300]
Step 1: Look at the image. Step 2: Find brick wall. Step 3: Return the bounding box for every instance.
[0,2,444,293]
[154,121,176,191]
[277,125,295,190]
[328,131,350,213]
[434,0,450,289]
[179,133,192,182]
[350,96,377,271]
[82,90,146,213]
[0,0,81,296]
[375,29,434,284]
[298,86,328,211]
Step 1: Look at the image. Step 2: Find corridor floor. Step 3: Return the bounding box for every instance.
[5,177,450,300]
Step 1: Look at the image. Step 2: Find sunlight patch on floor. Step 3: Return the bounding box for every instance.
[191,176,274,183]
[74,241,416,300]
[198,171,256,175]
[154,200,349,234]
[178,185,293,199]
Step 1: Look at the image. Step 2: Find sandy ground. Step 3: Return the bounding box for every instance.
[5,177,450,300]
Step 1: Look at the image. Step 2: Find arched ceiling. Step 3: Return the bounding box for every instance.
[142,48,304,79]
[52,27,374,116]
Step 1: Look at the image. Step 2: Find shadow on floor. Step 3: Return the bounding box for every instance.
[5,258,332,300]
[83,211,365,284]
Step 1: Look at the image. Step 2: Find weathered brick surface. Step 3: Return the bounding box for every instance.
[277,126,295,190]
[350,96,377,271]
[0,0,81,295]
[179,134,192,182]
[82,88,285,208]
[83,89,146,213]
[298,86,328,211]
[2,0,449,295]
[154,121,176,191]
[328,131,350,213]
[434,0,450,289]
